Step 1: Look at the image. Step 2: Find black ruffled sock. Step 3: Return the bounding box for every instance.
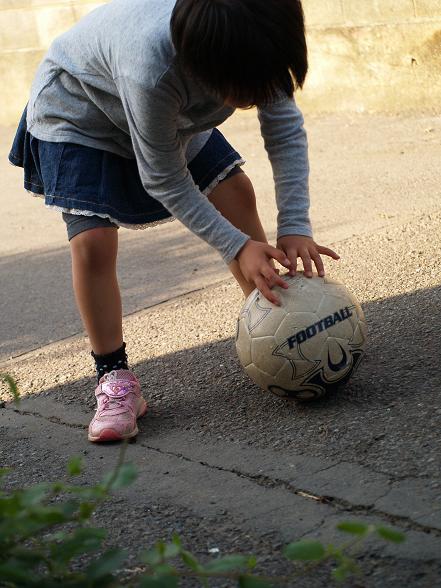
[91,342,129,383]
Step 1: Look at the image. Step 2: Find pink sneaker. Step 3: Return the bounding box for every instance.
[88,370,147,443]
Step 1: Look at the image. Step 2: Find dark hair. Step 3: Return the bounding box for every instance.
[170,0,308,108]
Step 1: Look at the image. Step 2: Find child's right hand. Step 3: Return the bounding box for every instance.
[236,239,291,305]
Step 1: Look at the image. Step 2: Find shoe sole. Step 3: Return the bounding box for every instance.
[88,400,148,443]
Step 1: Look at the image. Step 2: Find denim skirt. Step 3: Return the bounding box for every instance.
[8,106,245,229]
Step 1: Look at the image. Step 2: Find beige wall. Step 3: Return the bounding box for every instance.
[1,0,440,125]
[299,0,441,114]
[0,0,104,125]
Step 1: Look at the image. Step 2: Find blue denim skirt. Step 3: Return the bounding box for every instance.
[8,106,245,229]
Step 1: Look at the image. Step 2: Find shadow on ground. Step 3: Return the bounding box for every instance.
[7,283,441,479]
[2,285,441,587]
[0,227,228,360]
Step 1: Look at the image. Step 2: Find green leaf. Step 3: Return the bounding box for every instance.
[337,521,369,536]
[85,548,128,579]
[332,564,351,582]
[0,562,35,583]
[103,463,137,490]
[78,502,95,521]
[6,547,47,566]
[140,548,163,566]
[67,456,83,476]
[20,483,49,506]
[181,550,201,571]
[66,483,107,501]
[152,564,175,576]
[140,540,180,568]
[49,528,106,564]
[162,542,181,560]
[204,554,250,572]
[51,482,65,493]
[239,576,273,588]
[0,374,19,404]
[156,541,166,556]
[376,526,406,544]
[139,577,178,588]
[284,540,325,561]
[331,557,360,583]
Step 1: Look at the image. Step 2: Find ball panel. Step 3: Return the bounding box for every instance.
[322,337,355,383]
[316,292,351,316]
[240,290,288,338]
[235,318,252,368]
[274,312,320,344]
[274,358,320,387]
[351,321,368,348]
[245,363,275,391]
[251,336,285,376]
[274,311,329,366]
[328,313,355,340]
[274,274,325,312]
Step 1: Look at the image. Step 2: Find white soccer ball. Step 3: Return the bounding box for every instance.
[235,273,367,401]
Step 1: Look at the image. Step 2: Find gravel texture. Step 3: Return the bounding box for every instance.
[1,113,441,586]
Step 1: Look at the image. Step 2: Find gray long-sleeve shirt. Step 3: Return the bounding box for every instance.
[27,0,312,264]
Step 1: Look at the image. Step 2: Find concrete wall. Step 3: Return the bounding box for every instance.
[1,0,440,125]
[0,0,103,125]
[299,0,441,114]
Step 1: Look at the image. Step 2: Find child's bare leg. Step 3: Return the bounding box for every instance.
[69,225,145,443]
[70,227,123,355]
[207,171,268,297]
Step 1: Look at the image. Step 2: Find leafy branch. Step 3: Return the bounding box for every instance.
[0,449,405,588]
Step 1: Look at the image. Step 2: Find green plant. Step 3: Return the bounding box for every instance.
[0,448,136,587]
[0,374,19,405]
[0,451,405,588]
[0,376,405,586]
[136,519,405,587]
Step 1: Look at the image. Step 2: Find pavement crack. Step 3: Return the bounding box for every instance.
[311,460,345,474]
[296,518,326,540]
[6,408,441,539]
[5,406,86,431]
[140,443,441,538]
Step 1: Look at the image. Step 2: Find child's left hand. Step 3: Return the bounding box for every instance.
[277,235,340,278]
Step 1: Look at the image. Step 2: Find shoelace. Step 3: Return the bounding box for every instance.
[99,379,136,414]
[101,395,129,412]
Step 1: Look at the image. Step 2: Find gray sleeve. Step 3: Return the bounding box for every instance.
[114,75,249,264]
[257,97,312,240]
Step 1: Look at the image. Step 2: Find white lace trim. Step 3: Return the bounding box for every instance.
[202,158,245,196]
[25,190,175,230]
[22,158,245,230]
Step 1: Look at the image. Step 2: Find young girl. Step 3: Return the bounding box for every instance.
[8,0,339,442]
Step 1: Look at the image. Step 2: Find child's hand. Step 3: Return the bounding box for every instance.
[277,235,340,278]
[236,240,292,305]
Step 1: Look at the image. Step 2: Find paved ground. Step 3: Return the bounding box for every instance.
[1,112,441,587]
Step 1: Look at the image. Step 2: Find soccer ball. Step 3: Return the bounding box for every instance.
[235,273,367,401]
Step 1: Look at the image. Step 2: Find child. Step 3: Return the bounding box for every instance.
[8,0,339,442]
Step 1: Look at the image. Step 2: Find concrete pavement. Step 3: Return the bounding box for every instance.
[1,112,441,586]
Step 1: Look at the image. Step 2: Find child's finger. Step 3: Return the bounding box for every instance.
[265,244,291,269]
[301,249,313,277]
[318,245,340,260]
[262,266,289,290]
[255,275,280,306]
[312,251,325,277]
[283,247,298,276]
